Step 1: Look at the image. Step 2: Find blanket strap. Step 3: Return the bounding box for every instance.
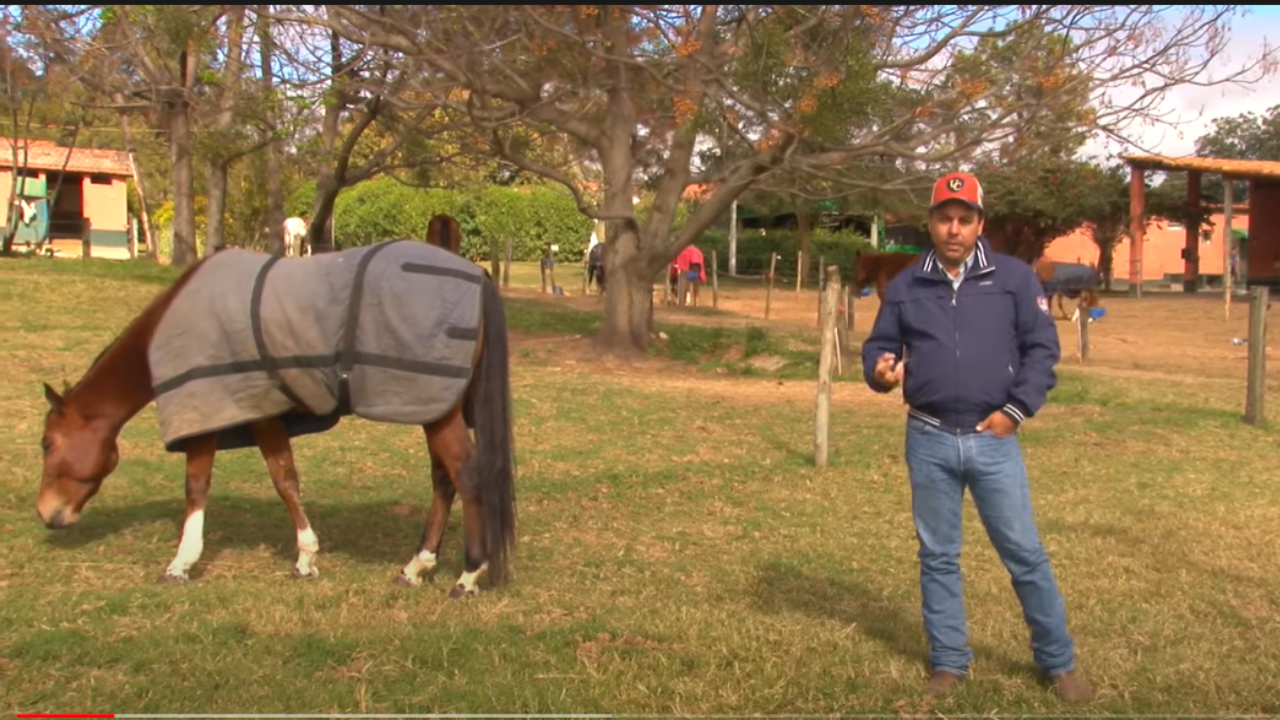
[336,241,402,415]
[250,255,308,410]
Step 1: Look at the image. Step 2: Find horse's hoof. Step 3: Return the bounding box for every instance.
[157,572,189,584]
[448,584,478,600]
[291,568,319,580]
[394,572,423,588]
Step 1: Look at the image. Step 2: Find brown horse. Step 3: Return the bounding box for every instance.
[35,242,516,599]
[1033,259,1101,320]
[426,213,462,255]
[851,250,921,301]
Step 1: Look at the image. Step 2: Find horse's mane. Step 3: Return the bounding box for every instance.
[65,257,212,396]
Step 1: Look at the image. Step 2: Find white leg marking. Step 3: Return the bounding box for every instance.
[398,549,438,587]
[295,526,320,578]
[453,561,489,597]
[165,509,205,579]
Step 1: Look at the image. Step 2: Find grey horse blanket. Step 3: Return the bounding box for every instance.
[148,240,485,453]
[1041,262,1100,297]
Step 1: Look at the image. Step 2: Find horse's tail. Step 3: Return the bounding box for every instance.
[466,274,517,587]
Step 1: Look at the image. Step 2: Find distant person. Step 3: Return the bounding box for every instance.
[860,171,1092,703]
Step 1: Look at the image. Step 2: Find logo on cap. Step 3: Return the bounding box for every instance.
[947,178,964,192]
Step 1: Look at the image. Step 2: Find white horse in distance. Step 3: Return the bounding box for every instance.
[283,216,310,257]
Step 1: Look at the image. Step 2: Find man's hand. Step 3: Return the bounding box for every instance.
[873,352,905,390]
[976,410,1017,437]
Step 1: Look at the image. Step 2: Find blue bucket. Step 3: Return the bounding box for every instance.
[860,288,872,297]
[1090,307,1106,320]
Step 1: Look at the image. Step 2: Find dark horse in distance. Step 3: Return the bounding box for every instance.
[35,239,517,599]
[426,213,463,256]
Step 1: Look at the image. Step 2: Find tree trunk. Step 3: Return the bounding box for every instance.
[168,97,198,267]
[205,159,229,253]
[308,178,339,252]
[204,5,243,257]
[596,219,657,355]
[308,28,349,255]
[258,6,284,256]
[1099,241,1115,291]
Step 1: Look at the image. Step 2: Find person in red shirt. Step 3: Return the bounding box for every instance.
[669,245,707,304]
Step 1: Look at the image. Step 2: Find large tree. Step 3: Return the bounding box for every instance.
[284,6,1274,353]
[1193,103,1280,203]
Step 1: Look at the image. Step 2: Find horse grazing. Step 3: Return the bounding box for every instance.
[851,250,921,301]
[283,216,309,257]
[1034,260,1101,320]
[35,240,517,599]
[426,214,462,256]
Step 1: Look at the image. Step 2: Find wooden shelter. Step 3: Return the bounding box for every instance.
[1121,154,1280,297]
[0,139,136,258]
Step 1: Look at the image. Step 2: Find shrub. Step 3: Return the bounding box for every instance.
[327,179,594,262]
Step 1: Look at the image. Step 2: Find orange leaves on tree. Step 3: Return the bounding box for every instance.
[673,96,699,125]
[814,71,842,90]
[675,37,703,57]
[957,77,989,99]
[755,128,786,151]
[578,5,598,18]
[530,39,557,57]
[797,94,818,116]
[1037,70,1066,90]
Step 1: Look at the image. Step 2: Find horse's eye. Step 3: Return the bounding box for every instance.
[40,438,52,454]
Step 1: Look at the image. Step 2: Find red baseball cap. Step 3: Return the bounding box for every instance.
[930,172,984,212]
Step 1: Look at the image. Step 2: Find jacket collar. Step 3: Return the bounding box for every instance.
[917,235,996,279]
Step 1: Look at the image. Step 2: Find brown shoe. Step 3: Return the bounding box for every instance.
[924,670,963,697]
[1052,670,1094,703]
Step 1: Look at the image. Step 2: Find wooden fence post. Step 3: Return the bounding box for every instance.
[81,219,92,260]
[1245,286,1269,425]
[846,284,855,332]
[815,265,841,467]
[1076,305,1090,364]
[816,254,825,327]
[711,249,719,308]
[764,251,778,319]
[502,238,512,289]
[796,249,803,295]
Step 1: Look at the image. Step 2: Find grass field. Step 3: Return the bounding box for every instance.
[3,254,1280,715]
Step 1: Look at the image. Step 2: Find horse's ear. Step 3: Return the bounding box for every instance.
[43,382,64,412]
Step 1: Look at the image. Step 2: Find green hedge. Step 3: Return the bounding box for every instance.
[692,228,874,284]
[290,177,873,277]
[311,178,595,262]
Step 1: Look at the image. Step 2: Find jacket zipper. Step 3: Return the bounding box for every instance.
[951,284,960,435]
[949,263,995,435]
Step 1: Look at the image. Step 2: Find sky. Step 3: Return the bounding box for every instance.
[1079,5,1280,161]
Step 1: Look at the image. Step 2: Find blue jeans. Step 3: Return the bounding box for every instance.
[904,416,1075,677]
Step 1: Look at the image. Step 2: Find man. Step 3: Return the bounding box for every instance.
[859,171,1092,703]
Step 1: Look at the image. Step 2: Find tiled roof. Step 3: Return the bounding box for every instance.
[1121,154,1280,180]
[0,139,133,177]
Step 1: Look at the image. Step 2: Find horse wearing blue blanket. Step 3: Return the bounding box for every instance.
[1033,260,1101,320]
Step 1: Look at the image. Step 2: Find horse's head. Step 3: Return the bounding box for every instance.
[36,382,118,529]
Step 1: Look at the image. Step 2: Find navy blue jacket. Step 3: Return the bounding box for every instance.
[860,238,1060,432]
